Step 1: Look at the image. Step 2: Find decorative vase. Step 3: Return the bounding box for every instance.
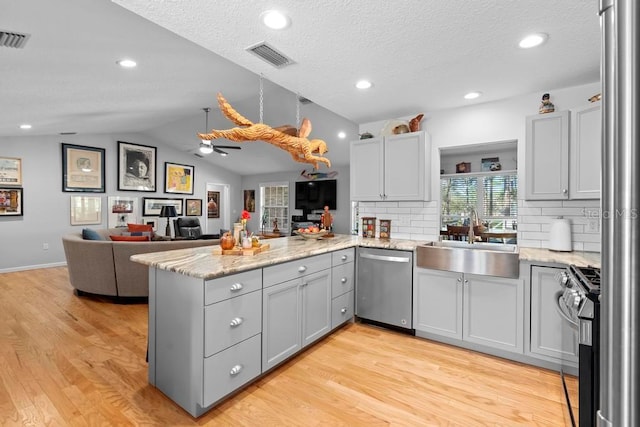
[220,232,235,250]
[242,235,252,249]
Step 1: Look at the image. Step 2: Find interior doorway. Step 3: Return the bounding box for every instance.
[205,183,230,235]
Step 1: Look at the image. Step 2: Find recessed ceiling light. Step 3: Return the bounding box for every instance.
[519,33,548,49]
[116,59,137,68]
[261,10,290,30]
[356,80,372,90]
[464,91,482,100]
[19,124,31,130]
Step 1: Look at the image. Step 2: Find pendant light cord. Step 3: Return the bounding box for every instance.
[296,93,300,129]
[259,74,264,124]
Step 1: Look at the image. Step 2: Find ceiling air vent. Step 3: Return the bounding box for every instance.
[246,42,295,68]
[0,30,31,49]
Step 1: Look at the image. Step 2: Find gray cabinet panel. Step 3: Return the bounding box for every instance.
[414,268,463,339]
[263,253,331,288]
[203,334,262,407]
[530,266,578,362]
[332,290,354,329]
[204,269,262,305]
[331,262,354,297]
[204,290,262,357]
[301,270,332,346]
[262,278,301,371]
[570,102,601,199]
[463,274,524,353]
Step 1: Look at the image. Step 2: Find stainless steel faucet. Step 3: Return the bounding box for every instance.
[468,207,478,244]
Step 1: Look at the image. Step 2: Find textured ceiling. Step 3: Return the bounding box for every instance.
[1,0,601,174]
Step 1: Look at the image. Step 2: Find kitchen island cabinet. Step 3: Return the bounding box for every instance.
[262,254,332,371]
[350,131,430,201]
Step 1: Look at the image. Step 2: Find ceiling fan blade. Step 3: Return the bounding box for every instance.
[212,146,228,155]
[213,145,241,150]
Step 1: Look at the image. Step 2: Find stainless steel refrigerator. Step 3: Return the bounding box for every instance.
[599,0,640,425]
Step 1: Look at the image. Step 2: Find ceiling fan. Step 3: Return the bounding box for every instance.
[199,107,241,156]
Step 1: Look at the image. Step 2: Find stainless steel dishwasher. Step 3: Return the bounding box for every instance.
[356,247,414,332]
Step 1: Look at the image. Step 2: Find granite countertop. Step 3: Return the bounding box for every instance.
[131,234,600,280]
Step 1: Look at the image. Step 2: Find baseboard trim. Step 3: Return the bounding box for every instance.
[0,262,67,274]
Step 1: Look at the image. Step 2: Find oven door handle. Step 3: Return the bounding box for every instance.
[555,292,579,329]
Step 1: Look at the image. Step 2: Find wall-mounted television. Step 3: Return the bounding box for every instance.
[295,179,337,211]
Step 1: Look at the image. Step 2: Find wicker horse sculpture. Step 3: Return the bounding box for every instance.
[198,93,331,169]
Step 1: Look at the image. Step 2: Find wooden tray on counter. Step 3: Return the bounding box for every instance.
[212,243,270,256]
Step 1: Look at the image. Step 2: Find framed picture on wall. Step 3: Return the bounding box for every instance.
[0,157,23,186]
[107,196,138,228]
[185,198,202,216]
[164,162,194,194]
[70,195,102,225]
[0,187,23,216]
[142,197,183,216]
[61,144,105,192]
[141,217,159,232]
[207,191,220,218]
[243,189,255,212]
[117,141,156,192]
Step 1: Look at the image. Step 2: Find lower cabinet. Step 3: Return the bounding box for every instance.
[262,256,332,372]
[529,265,578,364]
[414,267,524,354]
[331,248,355,329]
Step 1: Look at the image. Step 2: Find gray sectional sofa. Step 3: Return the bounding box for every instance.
[62,228,217,298]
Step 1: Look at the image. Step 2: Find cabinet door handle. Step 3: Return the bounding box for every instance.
[229,317,244,327]
[379,194,384,199]
[341,277,348,284]
[341,307,347,314]
[229,283,243,292]
[341,255,348,261]
[563,188,568,194]
[457,277,462,283]
[464,279,469,285]
[229,364,243,376]
[298,265,307,273]
[300,282,307,287]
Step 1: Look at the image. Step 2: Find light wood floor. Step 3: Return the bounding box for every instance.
[0,267,578,426]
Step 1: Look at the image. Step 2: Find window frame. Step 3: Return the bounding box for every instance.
[259,181,290,233]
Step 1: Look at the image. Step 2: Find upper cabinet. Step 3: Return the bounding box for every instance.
[350,131,431,201]
[525,102,601,200]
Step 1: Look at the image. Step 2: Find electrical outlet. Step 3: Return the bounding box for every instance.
[587,219,600,233]
[42,243,49,250]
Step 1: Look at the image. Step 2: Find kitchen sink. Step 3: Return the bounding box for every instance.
[416,241,519,278]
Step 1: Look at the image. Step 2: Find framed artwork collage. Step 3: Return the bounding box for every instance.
[1,140,204,226]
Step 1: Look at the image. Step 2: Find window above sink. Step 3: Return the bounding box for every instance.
[439,140,518,243]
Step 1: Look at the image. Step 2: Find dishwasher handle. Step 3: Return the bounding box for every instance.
[359,252,411,263]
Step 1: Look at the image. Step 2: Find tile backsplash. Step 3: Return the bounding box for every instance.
[356,198,601,252]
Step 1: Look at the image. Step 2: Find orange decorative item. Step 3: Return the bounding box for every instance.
[220,232,236,250]
[198,93,331,170]
[409,114,424,132]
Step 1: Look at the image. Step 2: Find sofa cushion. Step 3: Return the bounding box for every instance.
[110,235,150,241]
[128,223,154,232]
[82,228,104,241]
[121,231,153,239]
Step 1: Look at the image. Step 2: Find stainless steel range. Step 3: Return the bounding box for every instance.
[557,265,601,427]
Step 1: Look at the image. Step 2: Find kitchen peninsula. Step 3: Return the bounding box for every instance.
[131,236,599,417]
[131,235,418,417]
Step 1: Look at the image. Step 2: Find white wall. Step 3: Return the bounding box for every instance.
[358,82,602,251]
[0,132,241,272]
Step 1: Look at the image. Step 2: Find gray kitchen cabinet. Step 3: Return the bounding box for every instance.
[414,267,463,340]
[570,102,601,199]
[414,268,524,354]
[529,265,578,364]
[262,254,332,372]
[350,131,430,201]
[463,273,524,353]
[525,103,601,200]
[331,248,355,329]
[150,268,263,417]
[525,110,570,200]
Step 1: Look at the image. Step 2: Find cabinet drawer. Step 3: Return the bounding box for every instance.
[331,262,354,297]
[263,253,331,288]
[205,290,262,356]
[203,334,261,407]
[332,248,355,266]
[332,290,354,329]
[205,269,262,305]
